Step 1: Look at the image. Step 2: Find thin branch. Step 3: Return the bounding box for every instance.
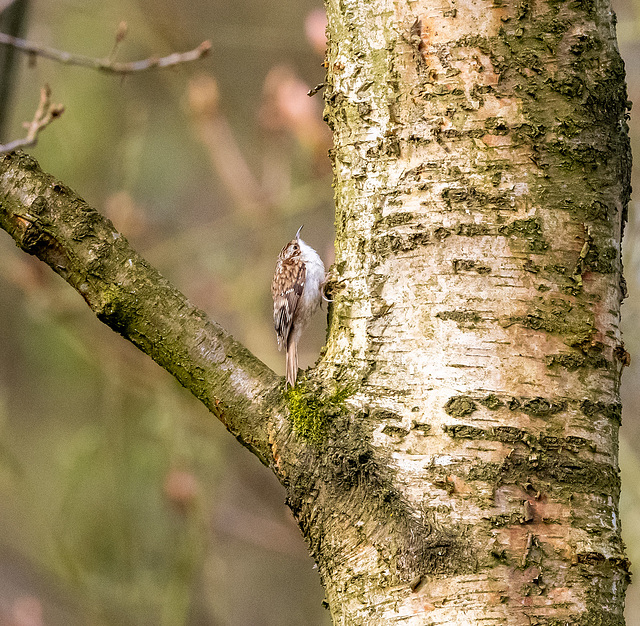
[0,31,211,74]
[108,21,129,63]
[0,84,63,154]
[0,26,211,154]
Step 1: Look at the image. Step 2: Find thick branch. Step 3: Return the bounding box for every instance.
[0,151,284,467]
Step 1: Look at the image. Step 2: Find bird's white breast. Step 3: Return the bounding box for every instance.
[299,239,325,310]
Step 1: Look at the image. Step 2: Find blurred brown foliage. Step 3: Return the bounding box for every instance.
[0,0,333,624]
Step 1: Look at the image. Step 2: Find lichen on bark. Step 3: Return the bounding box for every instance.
[318,0,629,621]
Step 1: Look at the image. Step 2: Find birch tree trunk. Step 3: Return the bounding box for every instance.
[0,0,631,622]
[304,0,631,622]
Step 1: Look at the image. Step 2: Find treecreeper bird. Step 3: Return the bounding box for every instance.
[271,226,326,388]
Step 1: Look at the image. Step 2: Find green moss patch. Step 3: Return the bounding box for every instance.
[498,218,548,254]
[444,396,477,417]
[504,295,595,348]
[436,310,482,325]
[285,384,350,445]
[581,400,622,424]
[481,394,505,410]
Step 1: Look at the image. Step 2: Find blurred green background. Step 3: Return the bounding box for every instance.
[0,0,639,624]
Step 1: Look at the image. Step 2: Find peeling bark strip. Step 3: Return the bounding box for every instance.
[319,0,630,620]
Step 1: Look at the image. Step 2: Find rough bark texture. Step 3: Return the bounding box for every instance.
[291,0,630,622]
[0,152,287,465]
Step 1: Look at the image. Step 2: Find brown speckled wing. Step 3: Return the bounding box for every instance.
[272,257,306,351]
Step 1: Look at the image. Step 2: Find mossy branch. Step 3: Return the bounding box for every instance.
[0,151,285,467]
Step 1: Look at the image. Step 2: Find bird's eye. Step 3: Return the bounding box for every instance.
[292,244,299,251]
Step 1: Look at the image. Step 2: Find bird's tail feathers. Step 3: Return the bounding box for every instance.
[286,340,298,388]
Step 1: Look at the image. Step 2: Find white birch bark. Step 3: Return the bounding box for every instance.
[308,0,631,622]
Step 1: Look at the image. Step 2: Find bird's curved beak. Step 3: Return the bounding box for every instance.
[295,225,304,240]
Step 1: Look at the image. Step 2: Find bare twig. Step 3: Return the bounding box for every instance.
[0,85,64,154]
[108,21,129,63]
[0,27,212,154]
[0,31,211,74]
